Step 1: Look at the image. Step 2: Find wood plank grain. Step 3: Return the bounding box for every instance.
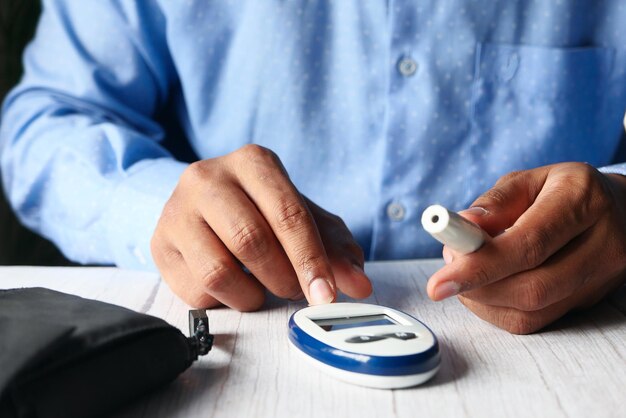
[1,261,624,418]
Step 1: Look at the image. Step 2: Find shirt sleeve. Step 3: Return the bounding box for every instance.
[600,117,626,176]
[0,1,187,270]
[599,163,626,176]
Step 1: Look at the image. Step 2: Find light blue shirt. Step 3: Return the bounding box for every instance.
[2,1,626,270]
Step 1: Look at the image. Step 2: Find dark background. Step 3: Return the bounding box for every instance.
[0,0,70,265]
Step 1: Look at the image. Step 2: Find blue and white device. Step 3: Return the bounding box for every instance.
[288,303,440,389]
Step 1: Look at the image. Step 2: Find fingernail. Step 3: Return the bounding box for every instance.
[460,207,488,217]
[309,278,334,305]
[443,250,454,265]
[434,281,461,300]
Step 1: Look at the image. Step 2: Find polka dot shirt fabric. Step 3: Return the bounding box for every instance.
[1,0,626,270]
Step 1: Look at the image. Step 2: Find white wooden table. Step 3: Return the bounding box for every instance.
[1,260,625,418]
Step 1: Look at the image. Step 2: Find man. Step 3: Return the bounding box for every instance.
[2,1,626,333]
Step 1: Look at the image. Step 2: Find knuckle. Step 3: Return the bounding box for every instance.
[181,161,209,185]
[159,246,183,266]
[496,170,525,186]
[237,144,288,183]
[501,311,538,335]
[296,251,327,276]
[158,199,182,226]
[186,292,220,309]
[467,263,492,288]
[518,227,551,268]
[229,221,268,263]
[239,144,278,163]
[475,186,510,208]
[271,282,302,299]
[558,164,609,219]
[518,278,550,311]
[198,260,234,293]
[275,198,311,233]
[554,176,589,208]
[570,161,597,179]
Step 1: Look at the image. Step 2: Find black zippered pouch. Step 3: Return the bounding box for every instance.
[0,287,212,418]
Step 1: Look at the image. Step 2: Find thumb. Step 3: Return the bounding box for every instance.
[460,167,550,236]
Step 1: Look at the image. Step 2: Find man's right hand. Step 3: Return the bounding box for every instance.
[150,144,372,311]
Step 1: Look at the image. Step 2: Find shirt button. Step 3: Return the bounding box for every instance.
[387,202,406,221]
[398,57,418,76]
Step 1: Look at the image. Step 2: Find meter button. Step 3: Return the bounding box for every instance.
[345,335,387,343]
[381,332,417,340]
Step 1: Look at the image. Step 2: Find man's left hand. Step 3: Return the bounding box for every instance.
[427,162,626,334]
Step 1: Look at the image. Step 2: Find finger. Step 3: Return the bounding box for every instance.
[438,171,541,266]
[441,224,493,265]
[461,228,595,311]
[151,238,221,309]
[195,177,303,301]
[173,214,267,311]
[429,165,602,299]
[322,237,371,299]
[229,145,336,305]
[442,245,454,265]
[457,295,574,335]
[462,168,550,235]
[306,197,372,299]
[327,255,372,299]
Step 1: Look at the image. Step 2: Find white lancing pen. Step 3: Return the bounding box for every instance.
[421,204,485,254]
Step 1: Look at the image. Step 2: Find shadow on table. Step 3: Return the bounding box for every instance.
[417,339,469,389]
[112,336,233,417]
[541,299,625,335]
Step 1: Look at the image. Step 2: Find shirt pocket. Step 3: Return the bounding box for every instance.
[468,42,618,176]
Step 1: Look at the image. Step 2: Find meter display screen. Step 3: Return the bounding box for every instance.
[312,314,398,332]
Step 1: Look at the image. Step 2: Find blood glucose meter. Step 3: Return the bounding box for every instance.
[288,303,440,389]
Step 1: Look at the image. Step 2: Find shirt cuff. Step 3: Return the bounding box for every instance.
[599,163,626,177]
[104,157,188,271]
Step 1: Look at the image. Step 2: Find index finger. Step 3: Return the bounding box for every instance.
[229,145,336,305]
